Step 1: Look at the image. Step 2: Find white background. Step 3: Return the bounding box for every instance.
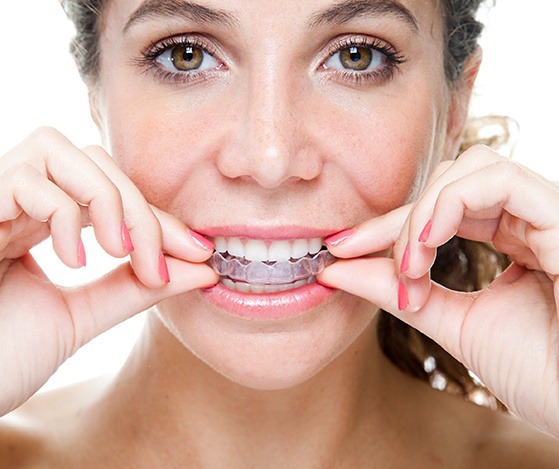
[0,1,558,392]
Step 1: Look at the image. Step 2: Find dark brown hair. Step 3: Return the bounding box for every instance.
[60,0,507,407]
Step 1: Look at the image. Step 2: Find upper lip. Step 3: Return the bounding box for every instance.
[196,225,344,240]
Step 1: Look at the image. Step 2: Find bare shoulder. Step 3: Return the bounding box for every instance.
[0,376,111,468]
[437,390,559,468]
[478,410,559,468]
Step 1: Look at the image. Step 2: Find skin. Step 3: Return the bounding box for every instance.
[1,0,559,467]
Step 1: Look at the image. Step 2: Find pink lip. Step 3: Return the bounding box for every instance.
[197,225,342,240]
[201,282,337,321]
[198,225,341,320]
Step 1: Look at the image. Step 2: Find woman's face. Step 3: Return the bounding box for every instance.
[95,0,457,389]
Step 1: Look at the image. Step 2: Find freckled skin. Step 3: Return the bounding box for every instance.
[6,1,559,467]
[93,0,453,389]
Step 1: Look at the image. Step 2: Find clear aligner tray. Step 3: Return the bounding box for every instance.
[209,250,336,285]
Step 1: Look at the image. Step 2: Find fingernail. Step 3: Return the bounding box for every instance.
[159,253,170,283]
[418,219,433,244]
[121,221,135,253]
[324,229,356,247]
[78,239,87,267]
[398,280,409,311]
[400,243,411,274]
[188,230,215,251]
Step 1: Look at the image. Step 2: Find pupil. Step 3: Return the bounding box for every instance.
[349,46,361,62]
[183,46,194,62]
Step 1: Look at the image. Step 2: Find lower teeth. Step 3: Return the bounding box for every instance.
[221,276,315,293]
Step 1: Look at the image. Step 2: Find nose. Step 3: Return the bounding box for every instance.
[216,69,323,189]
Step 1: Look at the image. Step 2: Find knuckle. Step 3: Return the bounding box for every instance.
[4,162,36,187]
[28,126,64,146]
[98,179,123,207]
[54,197,81,222]
[83,145,110,160]
[493,160,524,183]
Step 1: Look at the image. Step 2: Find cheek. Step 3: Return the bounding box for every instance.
[106,86,232,209]
[308,84,441,216]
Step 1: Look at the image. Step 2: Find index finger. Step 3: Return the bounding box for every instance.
[324,204,411,258]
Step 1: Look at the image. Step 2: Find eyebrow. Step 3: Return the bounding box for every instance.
[309,0,419,32]
[123,0,238,34]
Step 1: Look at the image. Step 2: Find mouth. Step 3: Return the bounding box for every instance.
[208,236,336,294]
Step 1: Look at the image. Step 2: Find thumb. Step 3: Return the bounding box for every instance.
[61,257,218,353]
[317,257,476,363]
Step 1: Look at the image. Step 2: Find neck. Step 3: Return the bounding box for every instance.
[97,311,419,466]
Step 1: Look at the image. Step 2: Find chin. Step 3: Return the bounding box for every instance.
[155,290,376,391]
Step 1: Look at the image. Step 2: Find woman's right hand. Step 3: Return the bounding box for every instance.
[0,127,219,416]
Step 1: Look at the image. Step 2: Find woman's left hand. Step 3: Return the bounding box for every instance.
[318,144,559,438]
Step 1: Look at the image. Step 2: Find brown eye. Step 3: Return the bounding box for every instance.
[339,46,373,71]
[171,45,204,71]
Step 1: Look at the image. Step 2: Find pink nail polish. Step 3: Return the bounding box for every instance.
[418,219,433,244]
[159,253,170,283]
[189,230,215,251]
[324,229,356,247]
[78,239,87,267]
[400,243,411,274]
[121,221,135,253]
[398,280,409,311]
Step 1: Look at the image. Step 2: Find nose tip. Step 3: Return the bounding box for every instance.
[216,71,323,189]
[216,110,323,189]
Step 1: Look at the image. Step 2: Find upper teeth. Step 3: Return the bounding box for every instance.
[212,237,324,262]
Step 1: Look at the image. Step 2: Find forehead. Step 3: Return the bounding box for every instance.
[104,0,442,36]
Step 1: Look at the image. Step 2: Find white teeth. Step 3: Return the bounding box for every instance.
[244,239,268,262]
[291,239,309,258]
[214,236,227,253]
[268,240,291,261]
[212,236,324,262]
[227,237,244,258]
[309,238,322,255]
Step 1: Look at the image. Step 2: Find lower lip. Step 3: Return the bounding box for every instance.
[201,281,336,320]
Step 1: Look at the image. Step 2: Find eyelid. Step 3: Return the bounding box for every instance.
[135,32,229,85]
[321,34,404,66]
[313,33,407,85]
[142,33,224,64]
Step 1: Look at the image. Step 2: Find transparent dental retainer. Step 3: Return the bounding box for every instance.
[208,249,336,285]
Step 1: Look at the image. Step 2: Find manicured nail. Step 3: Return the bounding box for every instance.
[121,221,135,253]
[324,229,356,247]
[418,219,433,244]
[189,230,215,251]
[400,243,411,274]
[78,239,87,267]
[398,280,409,311]
[159,253,170,283]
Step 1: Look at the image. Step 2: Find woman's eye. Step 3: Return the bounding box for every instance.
[324,46,385,72]
[156,44,219,72]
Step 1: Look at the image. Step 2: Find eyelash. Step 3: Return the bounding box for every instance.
[136,34,407,86]
[323,36,407,85]
[136,34,224,85]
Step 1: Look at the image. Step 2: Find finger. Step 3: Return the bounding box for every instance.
[62,256,219,353]
[401,145,505,279]
[427,161,559,245]
[1,128,126,259]
[0,164,83,267]
[391,161,454,280]
[150,206,215,262]
[426,162,559,275]
[324,204,412,258]
[82,146,170,288]
[317,257,476,364]
[317,257,432,313]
